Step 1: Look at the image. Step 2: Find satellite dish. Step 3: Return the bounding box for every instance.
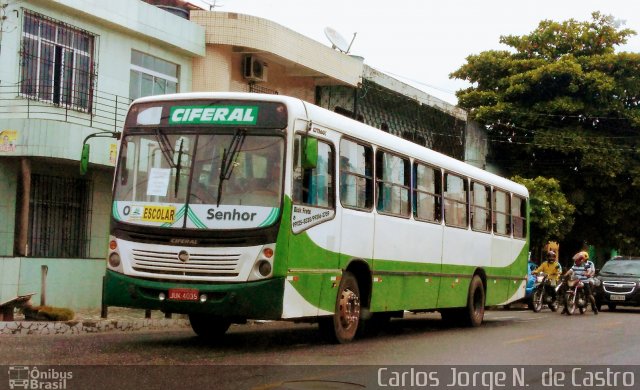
[324,27,352,53]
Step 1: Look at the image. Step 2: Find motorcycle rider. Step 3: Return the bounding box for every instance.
[533,250,562,301]
[563,250,598,315]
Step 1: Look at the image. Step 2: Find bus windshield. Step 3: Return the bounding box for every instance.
[113,130,284,230]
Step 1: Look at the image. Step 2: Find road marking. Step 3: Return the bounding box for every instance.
[505,334,545,344]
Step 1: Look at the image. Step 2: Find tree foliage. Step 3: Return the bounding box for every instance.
[512,176,575,252]
[452,12,640,254]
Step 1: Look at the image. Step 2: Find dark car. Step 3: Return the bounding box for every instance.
[595,256,640,311]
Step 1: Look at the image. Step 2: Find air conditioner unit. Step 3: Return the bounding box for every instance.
[243,56,267,82]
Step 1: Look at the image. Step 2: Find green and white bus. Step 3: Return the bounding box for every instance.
[103,92,529,343]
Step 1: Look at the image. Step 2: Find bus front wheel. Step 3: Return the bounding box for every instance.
[323,271,361,344]
[189,314,231,339]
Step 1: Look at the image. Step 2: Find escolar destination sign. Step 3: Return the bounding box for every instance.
[169,105,258,125]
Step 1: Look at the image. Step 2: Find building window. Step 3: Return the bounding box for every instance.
[129,50,178,100]
[20,11,96,112]
[29,175,93,258]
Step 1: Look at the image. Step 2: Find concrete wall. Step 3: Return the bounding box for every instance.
[0,257,105,308]
[464,120,488,169]
[0,159,18,258]
[191,11,362,87]
[192,46,317,102]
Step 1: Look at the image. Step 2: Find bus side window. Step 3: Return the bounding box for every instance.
[512,195,527,239]
[471,181,491,232]
[293,135,334,208]
[413,162,442,223]
[376,151,410,217]
[493,189,511,235]
[443,172,468,228]
[339,139,373,210]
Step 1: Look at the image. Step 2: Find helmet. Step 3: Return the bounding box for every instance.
[547,250,556,261]
[573,251,589,262]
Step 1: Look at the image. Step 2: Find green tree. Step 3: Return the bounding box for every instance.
[452,12,640,254]
[512,176,575,256]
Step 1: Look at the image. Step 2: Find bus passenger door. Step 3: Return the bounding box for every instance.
[337,138,375,309]
[285,130,340,319]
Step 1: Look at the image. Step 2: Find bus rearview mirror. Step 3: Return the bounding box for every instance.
[80,144,90,175]
[301,137,318,169]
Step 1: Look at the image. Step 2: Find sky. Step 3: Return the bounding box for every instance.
[192,0,640,105]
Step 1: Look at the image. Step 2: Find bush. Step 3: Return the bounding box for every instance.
[22,305,75,321]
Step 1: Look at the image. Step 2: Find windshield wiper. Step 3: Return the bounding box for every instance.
[216,129,246,206]
[174,138,184,197]
[154,130,185,197]
[154,129,176,168]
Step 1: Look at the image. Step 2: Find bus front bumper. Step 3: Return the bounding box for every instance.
[103,270,284,320]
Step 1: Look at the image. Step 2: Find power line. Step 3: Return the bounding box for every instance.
[380,70,458,97]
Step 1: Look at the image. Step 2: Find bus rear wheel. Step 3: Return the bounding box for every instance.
[324,271,361,344]
[464,275,485,327]
[189,314,231,339]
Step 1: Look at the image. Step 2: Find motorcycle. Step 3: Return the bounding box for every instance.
[563,270,589,315]
[554,276,567,306]
[531,272,559,312]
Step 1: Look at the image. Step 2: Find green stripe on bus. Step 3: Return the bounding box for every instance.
[279,196,528,313]
[259,208,279,227]
[112,202,121,221]
[187,207,207,229]
[161,205,186,227]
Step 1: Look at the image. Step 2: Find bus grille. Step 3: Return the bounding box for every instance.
[131,248,241,278]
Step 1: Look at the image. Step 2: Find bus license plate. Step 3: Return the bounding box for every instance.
[610,294,626,301]
[168,288,199,301]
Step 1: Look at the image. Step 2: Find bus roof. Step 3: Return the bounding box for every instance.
[302,101,528,197]
[132,92,528,197]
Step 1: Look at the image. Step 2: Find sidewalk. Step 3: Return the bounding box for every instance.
[0,307,191,336]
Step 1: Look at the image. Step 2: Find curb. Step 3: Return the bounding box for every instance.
[0,318,191,336]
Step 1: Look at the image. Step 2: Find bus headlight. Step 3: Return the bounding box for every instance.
[248,244,275,280]
[258,260,272,277]
[108,252,121,268]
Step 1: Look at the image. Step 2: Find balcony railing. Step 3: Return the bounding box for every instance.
[0,83,131,132]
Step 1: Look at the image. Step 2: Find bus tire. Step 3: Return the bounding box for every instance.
[463,275,485,327]
[327,271,361,344]
[189,314,231,339]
